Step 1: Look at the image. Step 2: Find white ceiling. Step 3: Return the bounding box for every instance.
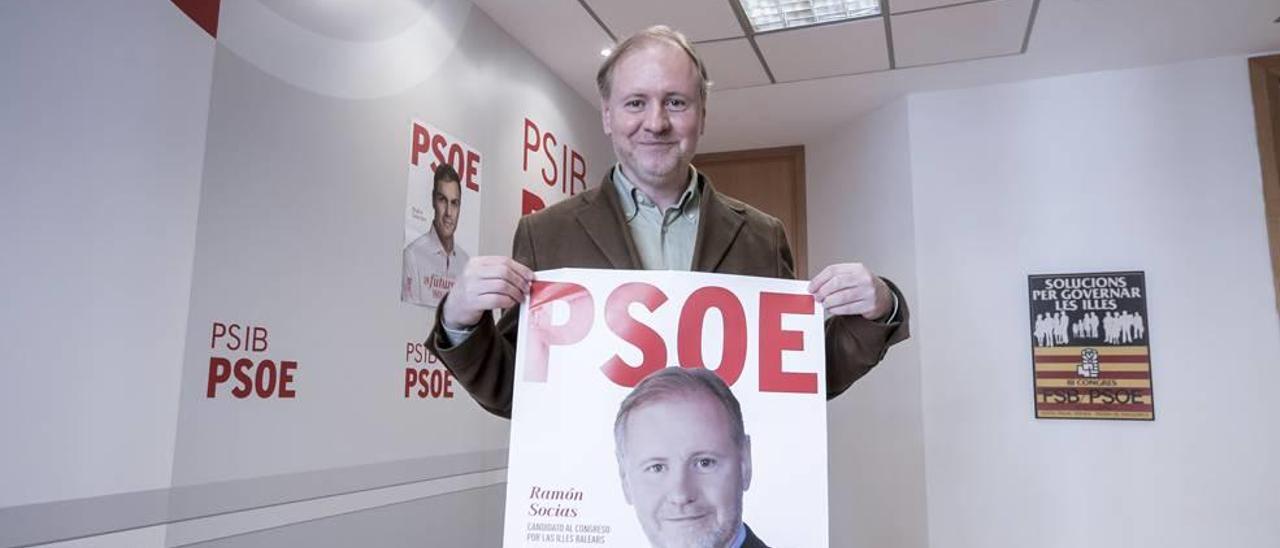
[470,0,1280,152]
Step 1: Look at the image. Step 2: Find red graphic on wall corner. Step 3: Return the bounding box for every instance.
[172,0,220,38]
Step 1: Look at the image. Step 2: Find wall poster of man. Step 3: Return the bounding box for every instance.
[1028,271,1155,421]
[401,120,482,308]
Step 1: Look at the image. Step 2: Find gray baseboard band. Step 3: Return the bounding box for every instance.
[0,449,507,548]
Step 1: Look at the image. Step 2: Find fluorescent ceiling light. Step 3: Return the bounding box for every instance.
[738,0,881,32]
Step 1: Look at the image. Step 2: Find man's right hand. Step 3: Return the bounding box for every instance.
[441,256,535,330]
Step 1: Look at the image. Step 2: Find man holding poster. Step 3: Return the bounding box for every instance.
[428,25,908,417]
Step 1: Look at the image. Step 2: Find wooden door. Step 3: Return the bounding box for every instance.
[694,145,808,277]
[1249,55,1280,316]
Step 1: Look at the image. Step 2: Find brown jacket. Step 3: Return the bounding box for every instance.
[429,171,909,418]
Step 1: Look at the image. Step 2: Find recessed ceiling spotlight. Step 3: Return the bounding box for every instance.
[738,0,880,32]
[600,48,612,57]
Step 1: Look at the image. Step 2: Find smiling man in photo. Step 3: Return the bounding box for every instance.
[613,367,768,548]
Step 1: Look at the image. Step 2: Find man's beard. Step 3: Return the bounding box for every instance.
[634,151,683,183]
[647,516,737,548]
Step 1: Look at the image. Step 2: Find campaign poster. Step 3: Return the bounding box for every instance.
[1028,271,1155,420]
[504,269,830,547]
[401,120,482,308]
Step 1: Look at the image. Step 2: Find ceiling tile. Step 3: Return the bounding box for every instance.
[755,18,889,82]
[697,39,770,91]
[585,0,746,42]
[889,0,980,14]
[891,0,1034,68]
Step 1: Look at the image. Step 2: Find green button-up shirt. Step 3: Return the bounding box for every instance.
[611,165,701,270]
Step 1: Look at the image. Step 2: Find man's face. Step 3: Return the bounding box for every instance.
[431,178,461,240]
[618,393,750,548]
[601,42,705,190]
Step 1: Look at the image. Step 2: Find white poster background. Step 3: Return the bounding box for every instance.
[504,269,830,547]
[402,120,482,307]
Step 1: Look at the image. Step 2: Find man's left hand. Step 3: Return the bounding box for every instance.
[808,263,893,320]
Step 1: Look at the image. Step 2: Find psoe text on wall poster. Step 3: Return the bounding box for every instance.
[1027,271,1155,421]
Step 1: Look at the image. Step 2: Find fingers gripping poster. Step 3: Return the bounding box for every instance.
[504,269,830,547]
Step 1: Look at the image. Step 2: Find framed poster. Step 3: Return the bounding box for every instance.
[1028,271,1155,420]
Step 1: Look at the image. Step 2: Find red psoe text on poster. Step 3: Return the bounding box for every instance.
[206,322,298,399]
[524,282,595,383]
[522,281,818,393]
[411,122,480,192]
[759,292,818,393]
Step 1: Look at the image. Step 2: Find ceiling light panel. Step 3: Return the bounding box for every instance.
[739,0,881,32]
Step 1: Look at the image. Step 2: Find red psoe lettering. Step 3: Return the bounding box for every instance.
[758,292,818,393]
[207,358,297,399]
[601,283,669,387]
[524,281,594,382]
[447,143,465,175]
[231,358,254,398]
[207,357,230,397]
[411,123,430,166]
[430,133,448,171]
[465,150,481,191]
[404,368,418,398]
[404,368,455,399]
[278,361,297,398]
[442,370,454,397]
[677,286,747,386]
[253,359,277,398]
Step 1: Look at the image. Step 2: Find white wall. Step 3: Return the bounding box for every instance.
[908,56,1279,547]
[0,0,214,508]
[807,99,930,548]
[809,54,1280,548]
[0,2,613,547]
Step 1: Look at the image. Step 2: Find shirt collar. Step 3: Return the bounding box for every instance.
[729,522,747,548]
[426,225,454,257]
[611,164,701,221]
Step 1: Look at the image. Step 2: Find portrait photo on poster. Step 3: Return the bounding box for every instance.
[401,120,482,308]
[613,367,765,548]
